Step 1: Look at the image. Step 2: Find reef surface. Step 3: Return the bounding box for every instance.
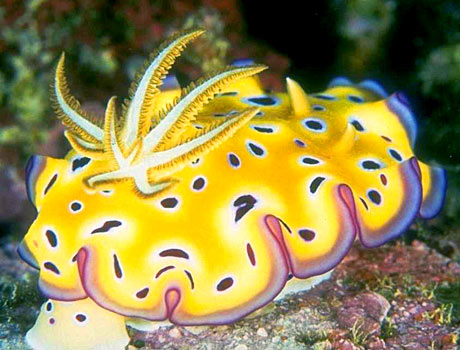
[1,238,458,350]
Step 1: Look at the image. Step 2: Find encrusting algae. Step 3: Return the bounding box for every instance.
[17,29,446,350]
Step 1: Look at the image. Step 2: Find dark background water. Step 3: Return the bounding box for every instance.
[242,1,460,165]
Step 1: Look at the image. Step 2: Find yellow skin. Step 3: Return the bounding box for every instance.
[19,30,446,350]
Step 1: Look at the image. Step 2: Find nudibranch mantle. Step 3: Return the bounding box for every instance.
[19,29,446,350]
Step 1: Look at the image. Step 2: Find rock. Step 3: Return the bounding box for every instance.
[336,292,390,336]
[1,240,459,350]
[184,325,209,335]
[331,339,361,350]
[168,327,181,338]
[367,338,386,350]
[256,327,268,337]
[234,345,248,350]
[0,166,27,221]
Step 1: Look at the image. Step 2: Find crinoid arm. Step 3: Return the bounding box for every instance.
[87,107,261,194]
[64,131,105,159]
[53,53,104,144]
[142,65,267,154]
[87,54,266,195]
[52,28,267,196]
[121,29,205,150]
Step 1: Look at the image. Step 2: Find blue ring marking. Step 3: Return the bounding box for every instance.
[328,76,352,88]
[25,155,47,207]
[419,166,447,219]
[386,92,418,148]
[359,79,388,98]
[232,58,255,67]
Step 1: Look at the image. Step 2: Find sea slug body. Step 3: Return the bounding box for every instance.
[19,29,446,350]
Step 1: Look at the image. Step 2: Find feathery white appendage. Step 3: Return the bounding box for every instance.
[142,66,266,155]
[64,131,107,160]
[57,30,267,195]
[123,29,204,149]
[108,100,127,167]
[87,168,132,187]
[143,109,256,168]
[88,168,176,195]
[65,132,103,151]
[55,54,104,142]
[103,96,142,169]
[133,173,177,196]
[87,108,258,194]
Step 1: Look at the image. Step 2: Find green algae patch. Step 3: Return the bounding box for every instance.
[0,272,42,335]
[434,280,460,326]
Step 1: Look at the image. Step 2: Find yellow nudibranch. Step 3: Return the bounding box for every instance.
[19,29,446,350]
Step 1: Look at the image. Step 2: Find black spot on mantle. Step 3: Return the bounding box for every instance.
[247,96,278,106]
[298,228,316,242]
[44,174,58,195]
[159,249,189,259]
[247,142,265,157]
[45,230,58,248]
[160,197,179,208]
[389,148,403,162]
[217,277,234,291]
[228,153,241,168]
[91,220,122,234]
[361,160,381,170]
[351,120,365,132]
[252,126,275,133]
[72,157,91,171]
[113,254,123,279]
[368,190,382,205]
[234,195,257,223]
[309,177,326,194]
[44,261,60,275]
